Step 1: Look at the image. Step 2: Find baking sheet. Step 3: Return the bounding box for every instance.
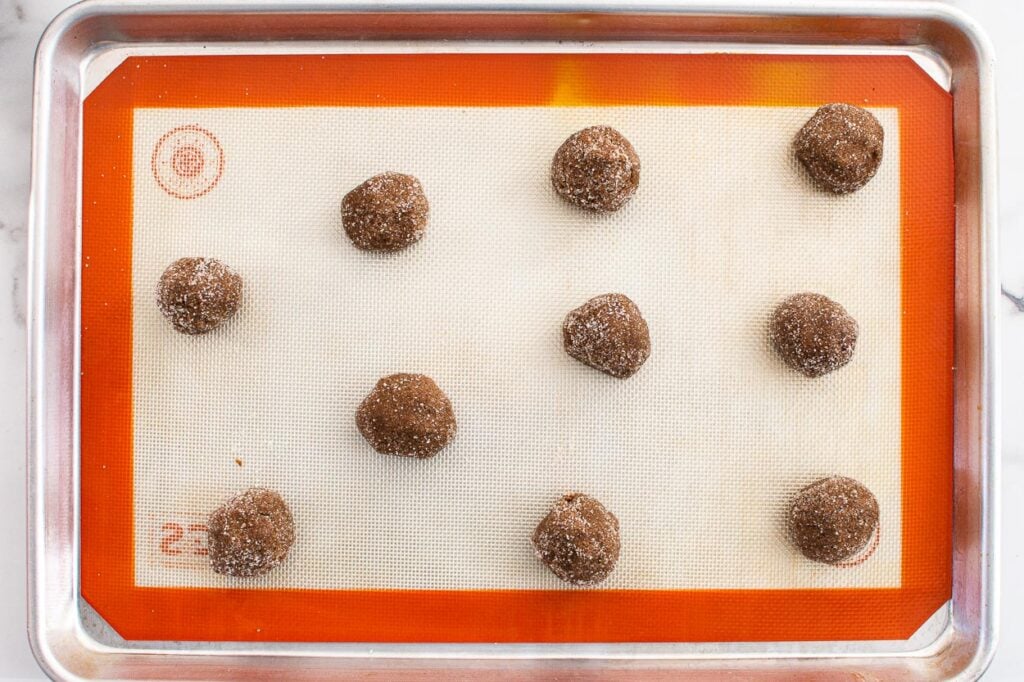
[130,104,902,592]
[30,2,986,672]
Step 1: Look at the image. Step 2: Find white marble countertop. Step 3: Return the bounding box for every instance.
[0,0,1018,678]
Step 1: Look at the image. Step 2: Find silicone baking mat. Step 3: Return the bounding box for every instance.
[80,53,954,643]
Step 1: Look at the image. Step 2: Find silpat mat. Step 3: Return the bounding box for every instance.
[80,53,954,642]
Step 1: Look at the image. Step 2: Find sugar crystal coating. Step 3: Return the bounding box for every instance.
[208,487,295,578]
[532,493,621,586]
[341,172,429,252]
[788,476,879,564]
[156,257,242,335]
[551,126,640,212]
[563,293,651,378]
[794,103,883,194]
[769,292,858,378]
[356,373,457,459]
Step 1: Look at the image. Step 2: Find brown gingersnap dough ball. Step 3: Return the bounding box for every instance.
[794,103,884,194]
[356,373,456,459]
[341,172,429,252]
[157,257,242,335]
[208,487,295,578]
[788,476,879,565]
[563,293,651,378]
[769,293,858,378]
[532,493,621,586]
[551,126,640,212]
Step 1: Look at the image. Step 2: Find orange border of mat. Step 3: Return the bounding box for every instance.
[80,53,953,642]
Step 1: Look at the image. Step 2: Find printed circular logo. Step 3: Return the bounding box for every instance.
[152,125,224,199]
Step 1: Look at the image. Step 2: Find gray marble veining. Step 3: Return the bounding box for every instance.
[1003,287,1024,313]
[1,0,50,677]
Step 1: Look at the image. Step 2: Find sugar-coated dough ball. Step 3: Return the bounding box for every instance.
[788,476,879,565]
[532,493,621,586]
[769,292,858,378]
[795,103,883,194]
[208,487,295,578]
[157,257,242,335]
[551,126,640,212]
[563,293,651,378]
[342,172,429,252]
[356,373,457,459]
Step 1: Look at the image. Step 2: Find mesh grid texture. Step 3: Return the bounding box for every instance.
[132,106,901,590]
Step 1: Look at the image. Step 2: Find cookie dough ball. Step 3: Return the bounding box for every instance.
[788,476,879,564]
[342,172,429,252]
[551,126,640,212]
[795,103,884,194]
[769,293,858,378]
[157,257,242,335]
[532,493,621,586]
[563,293,651,378]
[356,373,456,459]
[208,487,295,578]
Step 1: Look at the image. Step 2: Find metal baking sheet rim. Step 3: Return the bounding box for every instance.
[26,1,998,680]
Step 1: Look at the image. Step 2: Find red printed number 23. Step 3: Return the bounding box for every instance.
[159,522,208,556]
